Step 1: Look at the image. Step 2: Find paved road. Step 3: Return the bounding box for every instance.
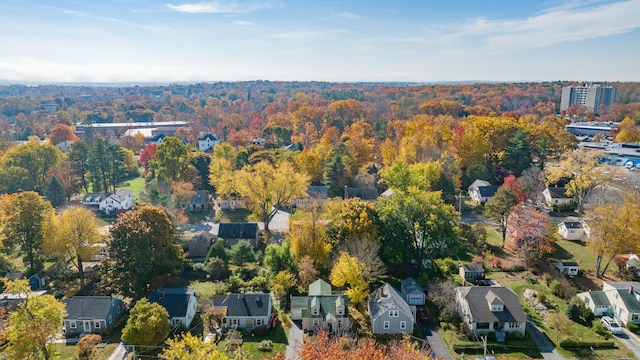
[617,329,640,359]
[526,322,565,360]
[420,320,453,360]
[285,320,303,360]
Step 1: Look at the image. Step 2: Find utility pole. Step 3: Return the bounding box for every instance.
[481,335,488,360]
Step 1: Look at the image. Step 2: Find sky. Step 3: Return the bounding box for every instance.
[1,0,640,83]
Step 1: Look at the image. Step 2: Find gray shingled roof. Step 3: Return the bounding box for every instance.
[546,187,569,199]
[456,286,527,324]
[190,190,209,206]
[617,290,640,314]
[583,291,611,307]
[345,187,378,200]
[218,223,259,239]
[148,288,194,319]
[461,263,485,273]
[213,293,271,317]
[478,186,499,198]
[401,277,423,295]
[369,283,413,320]
[64,296,117,319]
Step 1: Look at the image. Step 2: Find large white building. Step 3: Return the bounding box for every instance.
[560,84,616,113]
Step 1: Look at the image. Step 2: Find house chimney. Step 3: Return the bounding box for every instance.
[630,286,634,294]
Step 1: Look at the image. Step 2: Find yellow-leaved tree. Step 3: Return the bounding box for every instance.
[160,333,229,360]
[330,252,369,305]
[43,206,102,284]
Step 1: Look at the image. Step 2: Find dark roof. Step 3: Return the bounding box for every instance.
[148,288,195,319]
[478,186,499,198]
[218,223,259,239]
[546,187,570,199]
[190,190,209,205]
[199,133,220,141]
[558,261,579,267]
[369,283,412,319]
[307,186,328,199]
[401,277,423,295]
[345,187,378,200]
[456,286,527,324]
[64,296,119,320]
[213,293,271,317]
[561,222,583,229]
[584,291,611,307]
[461,263,485,273]
[617,290,640,314]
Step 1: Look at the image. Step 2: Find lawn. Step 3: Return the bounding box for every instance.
[550,238,598,274]
[216,209,253,223]
[55,342,118,360]
[217,325,288,359]
[121,175,146,199]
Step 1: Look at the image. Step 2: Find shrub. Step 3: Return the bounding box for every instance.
[435,258,458,274]
[559,339,614,349]
[258,340,273,352]
[593,321,610,338]
[491,257,502,269]
[550,279,560,296]
[537,292,547,304]
[76,334,102,360]
[565,303,580,322]
[227,329,243,340]
[471,255,484,264]
[627,322,640,335]
[542,273,552,286]
[522,271,538,284]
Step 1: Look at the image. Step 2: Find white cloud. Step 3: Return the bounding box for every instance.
[233,20,255,25]
[272,29,347,41]
[166,1,276,14]
[62,8,170,32]
[331,12,359,19]
[428,0,640,53]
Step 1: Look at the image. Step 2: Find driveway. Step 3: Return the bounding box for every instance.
[617,328,640,359]
[285,320,303,360]
[419,320,453,360]
[107,342,129,360]
[526,322,565,360]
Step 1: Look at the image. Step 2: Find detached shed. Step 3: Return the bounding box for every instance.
[459,264,485,284]
[556,261,579,277]
[188,231,215,259]
[401,277,425,306]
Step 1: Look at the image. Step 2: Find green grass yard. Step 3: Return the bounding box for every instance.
[121,175,146,199]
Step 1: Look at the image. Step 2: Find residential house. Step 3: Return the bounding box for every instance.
[456,286,527,337]
[217,198,245,211]
[627,254,640,275]
[556,261,579,277]
[213,293,272,330]
[188,231,215,259]
[542,187,573,208]
[189,190,210,212]
[217,222,260,248]
[401,277,425,306]
[577,291,612,317]
[292,186,328,208]
[54,140,73,153]
[290,279,350,333]
[368,283,415,334]
[468,179,499,204]
[380,188,394,197]
[4,272,24,281]
[251,138,266,146]
[459,264,485,284]
[83,193,108,208]
[557,221,590,240]
[600,282,640,325]
[63,296,124,335]
[198,134,221,152]
[344,187,378,201]
[148,288,198,328]
[99,189,134,214]
[0,289,46,313]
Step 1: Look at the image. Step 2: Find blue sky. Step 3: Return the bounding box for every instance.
[1,0,639,83]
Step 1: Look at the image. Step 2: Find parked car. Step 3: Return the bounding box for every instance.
[536,203,551,213]
[417,306,430,322]
[600,316,623,335]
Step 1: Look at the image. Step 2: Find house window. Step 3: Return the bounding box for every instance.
[337,307,344,315]
[584,298,590,305]
[632,314,640,322]
[232,319,238,326]
[477,323,490,329]
[94,321,101,329]
[337,320,342,328]
[117,306,121,314]
[70,322,77,329]
[400,321,407,330]
[173,319,181,326]
[108,315,113,325]
[313,319,320,327]
[389,310,399,317]
[256,319,262,326]
[383,321,390,329]
[508,322,519,329]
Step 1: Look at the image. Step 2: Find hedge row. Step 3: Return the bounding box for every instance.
[452,342,535,354]
[558,340,615,349]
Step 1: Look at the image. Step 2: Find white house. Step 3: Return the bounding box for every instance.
[456,286,527,337]
[213,293,272,330]
[556,261,579,277]
[468,179,499,204]
[557,221,590,240]
[198,134,221,152]
[99,189,134,214]
[148,288,198,328]
[54,140,73,153]
[578,282,640,325]
[217,198,245,211]
[542,187,573,207]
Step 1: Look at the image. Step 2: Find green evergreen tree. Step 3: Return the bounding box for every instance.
[45,175,66,208]
[504,129,532,176]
